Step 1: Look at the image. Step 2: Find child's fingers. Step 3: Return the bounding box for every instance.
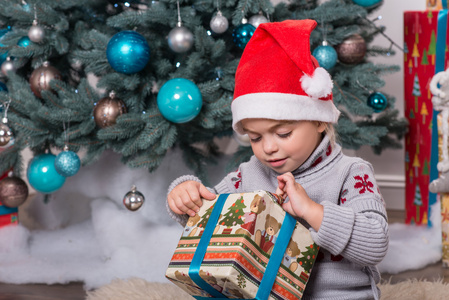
[199,184,216,200]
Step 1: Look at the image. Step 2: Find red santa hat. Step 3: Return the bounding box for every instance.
[232,19,340,134]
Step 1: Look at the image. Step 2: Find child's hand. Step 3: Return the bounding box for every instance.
[167,181,216,217]
[276,172,323,231]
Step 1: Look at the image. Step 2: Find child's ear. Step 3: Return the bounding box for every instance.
[316,121,326,133]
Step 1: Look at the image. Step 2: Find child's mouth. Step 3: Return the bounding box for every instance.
[268,158,287,167]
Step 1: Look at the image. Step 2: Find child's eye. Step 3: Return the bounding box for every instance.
[250,136,261,142]
[277,132,292,138]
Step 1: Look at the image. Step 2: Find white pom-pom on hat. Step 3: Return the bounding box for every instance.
[300,67,333,99]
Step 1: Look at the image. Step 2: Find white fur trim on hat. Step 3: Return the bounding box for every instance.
[300,67,333,99]
[232,92,340,134]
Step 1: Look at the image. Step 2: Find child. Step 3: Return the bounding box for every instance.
[166,19,388,300]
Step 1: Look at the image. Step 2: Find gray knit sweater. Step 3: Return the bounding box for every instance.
[166,135,388,300]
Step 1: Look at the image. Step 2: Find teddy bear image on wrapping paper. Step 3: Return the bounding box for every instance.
[166,191,319,300]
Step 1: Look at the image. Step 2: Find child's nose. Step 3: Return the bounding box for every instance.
[263,137,278,154]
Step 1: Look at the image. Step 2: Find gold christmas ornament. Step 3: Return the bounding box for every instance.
[335,34,367,64]
[29,61,62,98]
[123,185,145,211]
[0,118,13,147]
[0,176,29,208]
[93,92,127,128]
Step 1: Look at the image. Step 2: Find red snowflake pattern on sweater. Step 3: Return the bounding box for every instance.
[353,174,374,194]
[231,171,242,189]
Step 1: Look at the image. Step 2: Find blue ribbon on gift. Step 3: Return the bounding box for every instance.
[429,9,449,227]
[189,193,297,300]
[0,205,18,215]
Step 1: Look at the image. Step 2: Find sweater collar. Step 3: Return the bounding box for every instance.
[291,134,341,176]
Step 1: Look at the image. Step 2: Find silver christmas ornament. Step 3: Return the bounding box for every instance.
[123,185,145,211]
[168,24,194,53]
[28,20,45,43]
[210,11,229,34]
[249,14,269,28]
[0,118,13,147]
[1,57,15,77]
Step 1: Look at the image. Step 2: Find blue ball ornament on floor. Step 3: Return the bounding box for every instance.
[352,0,382,7]
[157,78,203,123]
[27,153,66,193]
[106,30,150,74]
[367,92,388,112]
[233,23,256,49]
[55,150,81,177]
[313,45,338,70]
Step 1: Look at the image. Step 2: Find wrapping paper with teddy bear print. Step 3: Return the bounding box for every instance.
[165,191,319,300]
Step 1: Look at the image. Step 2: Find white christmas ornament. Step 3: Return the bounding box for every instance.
[168,24,194,53]
[28,20,45,43]
[248,14,269,28]
[1,57,15,76]
[210,11,228,34]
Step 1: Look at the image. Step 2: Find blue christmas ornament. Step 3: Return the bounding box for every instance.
[157,78,202,123]
[313,43,338,70]
[27,153,66,193]
[367,92,388,112]
[352,0,382,7]
[0,81,7,92]
[106,30,150,74]
[0,28,11,65]
[55,148,81,177]
[17,36,31,48]
[232,23,256,49]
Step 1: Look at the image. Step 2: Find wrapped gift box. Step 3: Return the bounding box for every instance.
[166,191,318,300]
[403,10,449,226]
[0,204,18,227]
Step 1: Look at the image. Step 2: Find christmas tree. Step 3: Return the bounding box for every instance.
[219,195,246,228]
[297,243,319,274]
[0,0,406,191]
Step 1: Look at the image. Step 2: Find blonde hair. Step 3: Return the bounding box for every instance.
[320,122,338,148]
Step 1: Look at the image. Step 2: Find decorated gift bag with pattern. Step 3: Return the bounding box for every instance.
[165,191,318,300]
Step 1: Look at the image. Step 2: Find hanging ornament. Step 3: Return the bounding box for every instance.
[168,0,194,53]
[248,13,269,28]
[0,176,29,208]
[157,78,202,123]
[0,27,11,66]
[0,99,13,147]
[1,57,15,77]
[106,30,150,74]
[233,132,251,147]
[93,91,127,128]
[28,20,45,43]
[367,92,388,112]
[17,36,31,48]
[313,41,338,70]
[29,61,62,98]
[55,146,81,177]
[27,152,66,194]
[210,11,228,34]
[352,0,382,7]
[335,34,367,64]
[0,121,13,147]
[232,20,255,50]
[123,185,145,211]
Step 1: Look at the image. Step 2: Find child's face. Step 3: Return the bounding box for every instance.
[241,119,325,174]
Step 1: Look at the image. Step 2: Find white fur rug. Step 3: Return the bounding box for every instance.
[85,277,449,300]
